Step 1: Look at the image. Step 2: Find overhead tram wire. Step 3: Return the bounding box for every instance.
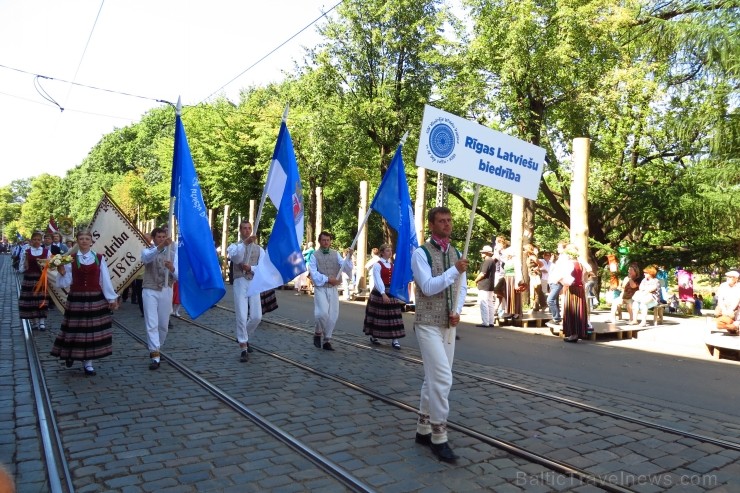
[191,0,345,110]
[0,0,344,123]
[60,0,106,111]
[0,63,174,108]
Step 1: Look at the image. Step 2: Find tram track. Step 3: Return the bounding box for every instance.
[111,319,374,493]
[179,304,641,492]
[214,303,740,452]
[12,270,73,493]
[16,273,735,491]
[191,300,739,490]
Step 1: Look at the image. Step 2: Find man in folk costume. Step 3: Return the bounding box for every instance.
[411,207,468,463]
[226,220,265,362]
[18,231,51,330]
[141,227,178,370]
[308,231,354,351]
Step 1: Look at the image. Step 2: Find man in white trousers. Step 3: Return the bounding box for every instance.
[411,207,468,463]
[226,220,265,362]
[142,227,177,371]
[308,231,353,351]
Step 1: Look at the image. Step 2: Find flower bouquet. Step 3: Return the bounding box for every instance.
[34,255,74,307]
[49,254,74,268]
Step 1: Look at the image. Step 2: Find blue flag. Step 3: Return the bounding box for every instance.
[170,113,225,318]
[246,121,306,296]
[369,144,418,303]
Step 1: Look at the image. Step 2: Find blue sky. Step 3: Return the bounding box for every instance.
[0,0,332,187]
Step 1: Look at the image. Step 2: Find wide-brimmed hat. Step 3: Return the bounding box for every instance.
[480,245,493,254]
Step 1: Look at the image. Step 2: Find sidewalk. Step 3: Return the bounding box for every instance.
[453,295,730,362]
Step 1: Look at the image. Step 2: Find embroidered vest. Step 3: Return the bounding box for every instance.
[25,248,48,275]
[142,248,174,291]
[314,249,341,280]
[415,240,461,327]
[232,244,261,280]
[70,254,102,293]
[379,261,392,287]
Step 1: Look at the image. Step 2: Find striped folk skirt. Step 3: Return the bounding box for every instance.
[260,289,278,314]
[50,290,113,361]
[505,275,522,316]
[363,289,406,339]
[563,285,588,339]
[18,272,49,320]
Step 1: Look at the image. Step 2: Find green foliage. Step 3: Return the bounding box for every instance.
[3,0,738,272]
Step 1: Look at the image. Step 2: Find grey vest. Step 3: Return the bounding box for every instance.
[415,240,461,327]
[314,249,341,281]
[142,248,174,291]
[232,244,261,281]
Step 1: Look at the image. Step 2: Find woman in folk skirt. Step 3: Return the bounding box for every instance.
[50,230,119,376]
[561,244,589,343]
[18,231,51,330]
[363,244,405,349]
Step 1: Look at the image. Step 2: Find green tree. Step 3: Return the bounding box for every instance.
[464,0,740,271]
[310,0,457,245]
[18,174,63,235]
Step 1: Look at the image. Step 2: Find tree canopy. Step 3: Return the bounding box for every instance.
[4,0,738,272]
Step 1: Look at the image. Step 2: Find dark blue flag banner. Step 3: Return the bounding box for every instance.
[170,110,225,318]
[369,144,418,303]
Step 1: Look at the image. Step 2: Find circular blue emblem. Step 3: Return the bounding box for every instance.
[429,123,455,159]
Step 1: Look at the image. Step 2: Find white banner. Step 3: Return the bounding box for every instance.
[48,192,150,312]
[415,105,546,200]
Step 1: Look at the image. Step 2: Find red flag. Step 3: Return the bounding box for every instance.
[47,216,58,234]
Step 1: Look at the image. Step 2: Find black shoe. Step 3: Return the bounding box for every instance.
[240,350,249,363]
[430,441,458,462]
[84,367,96,376]
[149,360,160,370]
[65,358,73,368]
[370,337,380,345]
[475,324,490,327]
[322,342,335,351]
[246,344,254,353]
[415,433,432,446]
[455,335,460,340]
[313,335,322,348]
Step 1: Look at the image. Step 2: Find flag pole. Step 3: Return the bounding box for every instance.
[166,97,182,286]
[253,103,290,236]
[340,130,410,279]
[451,183,480,318]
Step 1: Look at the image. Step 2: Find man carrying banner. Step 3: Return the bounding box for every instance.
[227,220,265,362]
[309,231,353,351]
[142,227,178,370]
[412,207,468,463]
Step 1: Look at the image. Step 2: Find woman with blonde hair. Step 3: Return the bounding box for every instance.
[50,230,119,376]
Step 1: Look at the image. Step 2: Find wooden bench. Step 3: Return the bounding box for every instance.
[515,313,551,328]
[705,331,740,360]
[547,321,648,340]
[615,303,667,326]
